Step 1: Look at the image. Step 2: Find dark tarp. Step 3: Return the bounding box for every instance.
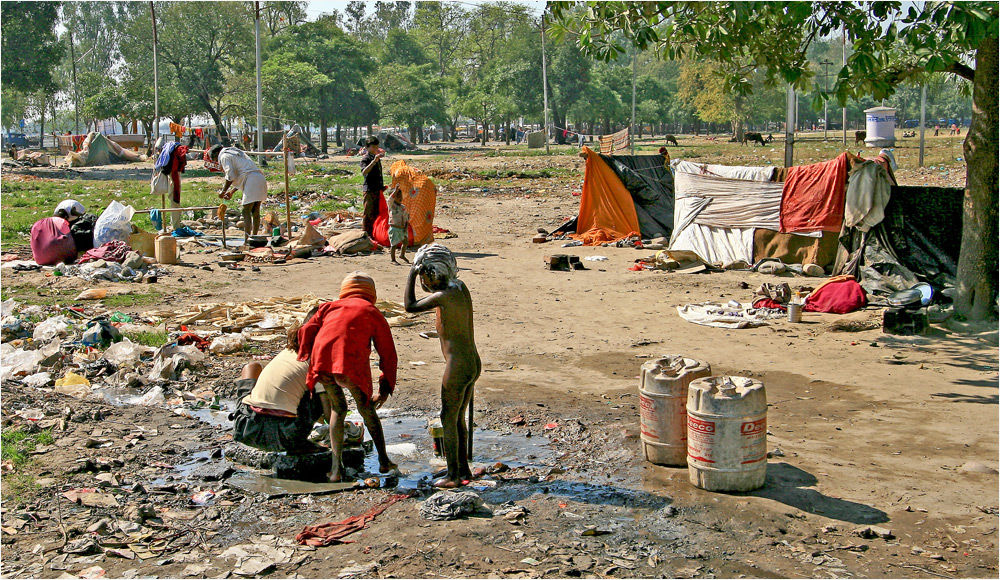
[836,185,963,297]
[598,153,675,239]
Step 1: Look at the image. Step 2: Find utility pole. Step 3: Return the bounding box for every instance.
[631,46,637,155]
[255,1,265,163]
[69,28,80,134]
[540,14,550,154]
[820,59,833,141]
[842,27,847,147]
[919,84,927,167]
[150,2,159,146]
[784,85,795,168]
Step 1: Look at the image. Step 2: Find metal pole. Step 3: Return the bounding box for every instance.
[282,135,291,238]
[785,85,795,167]
[842,27,847,147]
[69,28,80,134]
[150,2,159,147]
[919,84,927,167]
[255,1,265,165]
[540,15,550,154]
[631,47,637,155]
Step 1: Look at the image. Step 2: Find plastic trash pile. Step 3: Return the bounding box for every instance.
[52,251,169,283]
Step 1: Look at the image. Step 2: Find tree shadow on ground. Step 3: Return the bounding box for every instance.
[749,462,889,524]
[930,392,999,404]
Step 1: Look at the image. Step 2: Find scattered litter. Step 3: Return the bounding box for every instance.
[76,288,109,300]
[583,255,608,261]
[410,361,426,366]
[297,494,411,546]
[419,490,484,521]
[209,333,246,354]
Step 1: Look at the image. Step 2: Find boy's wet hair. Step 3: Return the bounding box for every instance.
[208,144,224,160]
[415,243,458,281]
[365,136,379,147]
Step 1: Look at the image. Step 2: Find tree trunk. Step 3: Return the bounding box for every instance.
[320,118,328,153]
[504,118,511,145]
[336,124,342,147]
[955,40,999,321]
[39,95,46,149]
[199,97,229,139]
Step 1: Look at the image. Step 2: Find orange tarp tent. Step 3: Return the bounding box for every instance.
[571,146,641,245]
[386,159,437,246]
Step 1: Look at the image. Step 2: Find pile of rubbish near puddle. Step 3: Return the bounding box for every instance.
[1,294,425,404]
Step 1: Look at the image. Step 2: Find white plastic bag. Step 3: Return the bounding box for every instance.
[103,338,151,367]
[1,298,17,318]
[151,171,169,196]
[33,315,71,342]
[126,385,165,406]
[209,333,245,354]
[93,201,136,247]
[1,349,44,381]
[22,372,53,387]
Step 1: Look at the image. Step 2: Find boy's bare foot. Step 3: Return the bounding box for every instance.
[328,470,342,483]
[391,260,400,265]
[432,477,463,489]
[401,256,410,264]
[379,461,399,474]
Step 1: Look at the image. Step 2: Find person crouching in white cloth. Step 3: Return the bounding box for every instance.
[210,144,268,240]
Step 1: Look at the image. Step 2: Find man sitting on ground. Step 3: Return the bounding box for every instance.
[231,308,332,455]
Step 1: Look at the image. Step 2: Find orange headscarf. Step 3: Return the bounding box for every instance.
[339,271,376,304]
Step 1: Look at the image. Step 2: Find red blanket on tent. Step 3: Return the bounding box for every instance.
[779,153,849,233]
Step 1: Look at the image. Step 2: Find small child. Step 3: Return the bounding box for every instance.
[387,186,410,265]
[404,244,481,488]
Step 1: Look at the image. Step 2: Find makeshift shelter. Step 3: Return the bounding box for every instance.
[566,146,674,245]
[834,184,963,297]
[354,131,416,153]
[370,160,438,248]
[65,132,145,167]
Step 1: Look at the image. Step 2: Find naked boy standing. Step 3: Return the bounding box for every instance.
[403,244,481,488]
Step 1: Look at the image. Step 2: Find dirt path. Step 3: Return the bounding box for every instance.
[1,154,996,579]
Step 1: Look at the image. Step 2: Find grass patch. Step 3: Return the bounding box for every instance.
[0,472,39,503]
[122,329,168,347]
[1,427,54,468]
[102,291,165,309]
[0,284,81,306]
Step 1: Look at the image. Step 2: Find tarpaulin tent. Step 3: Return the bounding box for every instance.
[370,160,437,248]
[567,146,674,245]
[355,131,416,153]
[65,132,145,167]
[835,185,964,297]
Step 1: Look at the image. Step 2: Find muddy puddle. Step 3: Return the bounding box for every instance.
[97,388,556,496]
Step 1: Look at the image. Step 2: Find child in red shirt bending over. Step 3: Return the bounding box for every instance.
[297,272,399,482]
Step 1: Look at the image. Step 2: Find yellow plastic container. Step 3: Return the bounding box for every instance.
[154,234,178,264]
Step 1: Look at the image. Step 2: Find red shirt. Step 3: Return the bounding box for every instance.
[296,298,397,400]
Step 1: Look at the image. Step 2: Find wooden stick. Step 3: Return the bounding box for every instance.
[188,149,283,156]
[135,206,219,214]
[283,135,292,238]
[468,388,474,461]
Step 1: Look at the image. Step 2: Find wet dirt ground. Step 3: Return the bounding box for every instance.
[1,145,997,579]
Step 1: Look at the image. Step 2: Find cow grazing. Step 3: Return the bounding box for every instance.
[855,130,866,145]
[744,132,766,146]
[663,135,679,147]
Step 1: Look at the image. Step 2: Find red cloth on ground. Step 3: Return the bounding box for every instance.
[170,145,189,203]
[779,153,849,233]
[30,217,76,266]
[804,278,867,314]
[176,332,210,351]
[296,298,397,399]
[752,298,787,311]
[296,494,411,547]
[77,240,132,264]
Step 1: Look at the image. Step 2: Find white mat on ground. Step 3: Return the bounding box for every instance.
[676,302,785,329]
